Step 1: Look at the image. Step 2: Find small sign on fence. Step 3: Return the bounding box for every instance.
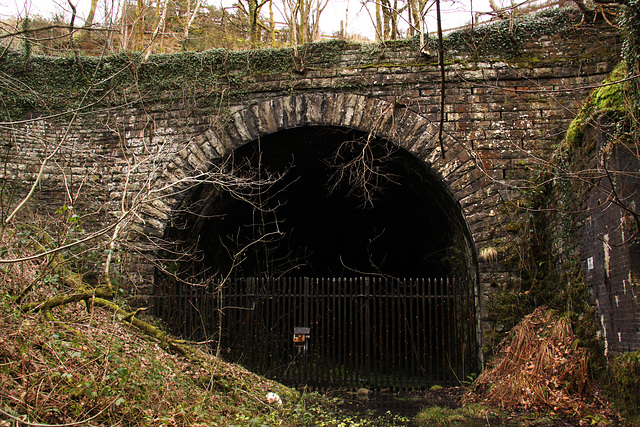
[153,276,478,390]
[293,326,311,350]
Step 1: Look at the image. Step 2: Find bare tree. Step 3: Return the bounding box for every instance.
[280,0,328,44]
[182,0,203,41]
[235,0,271,47]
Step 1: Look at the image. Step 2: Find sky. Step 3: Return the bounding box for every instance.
[0,0,517,41]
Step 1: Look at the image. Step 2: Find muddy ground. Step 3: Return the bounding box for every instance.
[333,386,626,426]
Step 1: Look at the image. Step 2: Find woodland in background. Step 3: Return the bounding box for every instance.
[0,0,569,55]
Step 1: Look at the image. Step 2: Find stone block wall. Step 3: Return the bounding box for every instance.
[582,141,640,352]
[0,9,623,342]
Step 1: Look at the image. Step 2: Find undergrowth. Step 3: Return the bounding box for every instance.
[414,403,495,426]
[604,350,640,424]
[0,286,329,426]
[0,225,404,426]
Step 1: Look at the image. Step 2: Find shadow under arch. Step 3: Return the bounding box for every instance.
[161,125,475,280]
[146,94,483,387]
[141,93,485,280]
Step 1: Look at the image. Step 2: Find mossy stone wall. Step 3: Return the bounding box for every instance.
[0,8,622,342]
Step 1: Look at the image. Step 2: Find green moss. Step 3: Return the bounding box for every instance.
[503,222,522,233]
[565,115,586,148]
[592,78,625,112]
[348,62,413,70]
[415,404,493,426]
[563,63,629,150]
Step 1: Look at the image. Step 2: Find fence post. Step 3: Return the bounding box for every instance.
[364,276,371,385]
[157,274,477,390]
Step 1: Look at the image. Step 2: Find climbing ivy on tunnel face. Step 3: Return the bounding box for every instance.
[0,44,329,121]
[442,8,581,59]
[0,7,594,122]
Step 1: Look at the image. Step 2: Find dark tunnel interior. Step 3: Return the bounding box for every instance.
[161,126,473,280]
[153,126,479,386]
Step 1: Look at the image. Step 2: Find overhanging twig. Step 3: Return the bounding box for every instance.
[436,0,446,158]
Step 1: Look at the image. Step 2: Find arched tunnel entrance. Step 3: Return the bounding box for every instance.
[152,125,478,388]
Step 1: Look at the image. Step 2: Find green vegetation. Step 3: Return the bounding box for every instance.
[0,252,411,426]
[564,62,629,150]
[0,213,407,426]
[1,2,638,425]
[0,7,594,122]
[620,0,640,112]
[0,38,359,121]
[479,47,640,420]
[414,404,493,426]
[604,350,640,424]
[443,7,582,59]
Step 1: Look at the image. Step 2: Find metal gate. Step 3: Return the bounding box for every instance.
[153,276,477,390]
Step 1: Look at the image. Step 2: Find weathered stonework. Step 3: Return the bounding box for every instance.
[0,11,622,344]
[581,133,640,352]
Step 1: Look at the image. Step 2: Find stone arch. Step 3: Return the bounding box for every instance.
[128,92,511,300]
[136,92,489,383]
[138,93,495,260]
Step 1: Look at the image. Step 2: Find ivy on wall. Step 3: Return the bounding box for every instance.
[0,7,600,122]
[0,39,355,122]
[620,0,640,112]
[443,7,583,58]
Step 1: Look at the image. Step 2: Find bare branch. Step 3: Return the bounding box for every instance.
[0,25,114,40]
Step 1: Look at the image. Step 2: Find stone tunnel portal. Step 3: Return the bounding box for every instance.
[160,125,475,280]
[153,125,478,388]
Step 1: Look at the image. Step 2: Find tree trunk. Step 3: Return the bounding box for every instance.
[183,0,203,42]
[375,0,382,41]
[76,0,99,44]
[391,0,398,39]
[269,0,276,46]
